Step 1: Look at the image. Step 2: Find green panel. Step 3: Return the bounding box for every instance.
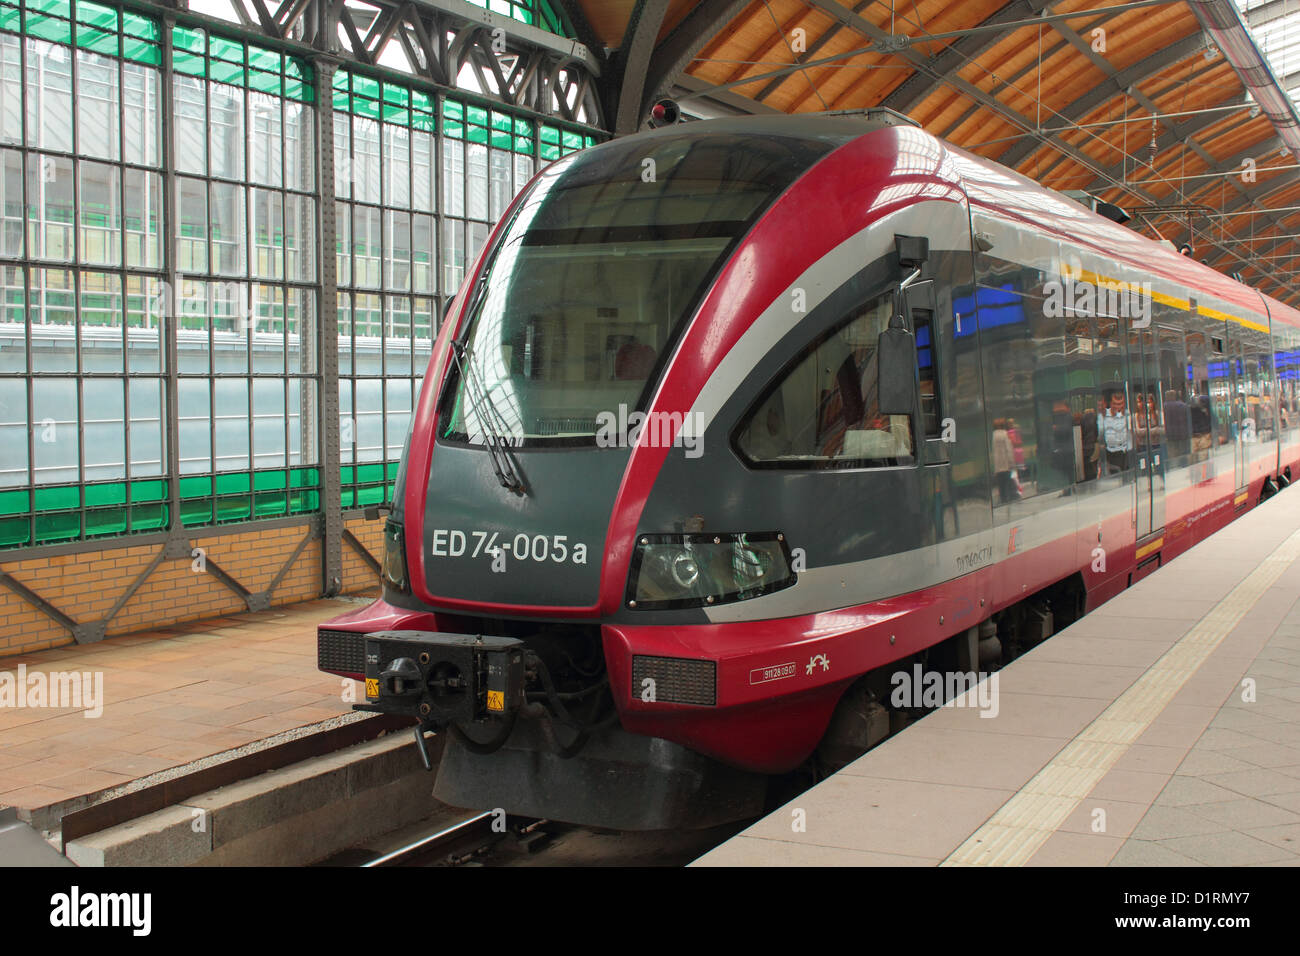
[353,485,386,506]
[27,0,68,15]
[0,488,29,516]
[75,0,116,29]
[443,99,464,122]
[444,118,463,140]
[121,37,160,66]
[382,103,409,126]
[128,502,168,531]
[26,12,71,43]
[253,469,286,491]
[214,471,251,495]
[540,143,559,161]
[561,130,582,150]
[333,69,348,90]
[172,49,204,77]
[412,111,435,133]
[253,491,287,517]
[76,24,118,56]
[490,111,511,132]
[412,89,433,114]
[215,495,252,523]
[0,517,29,547]
[178,475,212,499]
[490,129,511,150]
[467,125,488,145]
[353,74,379,99]
[33,511,79,544]
[333,89,349,112]
[33,485,78,510]
[540,124,559,144]
[289,467,319,488]
[513,135,532,156]
[85,507,126,537]
[211,60,244,85]
[354,95,379,120]
[247,43,278,72]
[466,104,488,127]
[84,482,126,507]
[172,25,205,55]
[248,67,280,95]
[122,12,157,41]
[383,82,409,106]
[0,8,20,31]
[210,34,242,64]
[514,117,532,136]
[132,479,167,502]
[180,499,213,526]
[283,78,309,103]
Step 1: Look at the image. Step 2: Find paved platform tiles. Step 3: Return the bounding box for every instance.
[0,597,371,814]
[695,491,1300,867]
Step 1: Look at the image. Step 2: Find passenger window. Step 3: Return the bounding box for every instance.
[734,294,915,468]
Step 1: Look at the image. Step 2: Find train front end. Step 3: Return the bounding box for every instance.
[316,116,974,828]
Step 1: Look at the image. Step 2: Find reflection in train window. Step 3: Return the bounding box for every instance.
[735,294,915,469]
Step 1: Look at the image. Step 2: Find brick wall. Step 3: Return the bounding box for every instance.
[0,515,382,658]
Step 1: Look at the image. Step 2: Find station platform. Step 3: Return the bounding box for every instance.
[0,596,371,824]
[696,491,1300,867]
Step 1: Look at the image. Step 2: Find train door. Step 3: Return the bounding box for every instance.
[1126,327,1165,538]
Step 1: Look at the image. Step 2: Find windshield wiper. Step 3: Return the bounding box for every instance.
[450,340,527,496]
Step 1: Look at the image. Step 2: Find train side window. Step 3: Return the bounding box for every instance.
[733,293,916,469]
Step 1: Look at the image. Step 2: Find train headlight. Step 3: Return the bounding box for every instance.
[382,520,409,593]
[626,532,795,609]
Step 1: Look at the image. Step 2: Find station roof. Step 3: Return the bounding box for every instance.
[563,0,1300,308]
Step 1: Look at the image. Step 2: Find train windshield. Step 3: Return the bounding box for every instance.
[440,130,836,447]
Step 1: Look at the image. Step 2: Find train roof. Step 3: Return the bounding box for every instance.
[929,127,1300,337]
[653,116,1300,337]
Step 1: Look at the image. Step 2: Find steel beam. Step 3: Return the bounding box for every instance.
[640,0,753,115]
[315,56,344,597]
[613,0,671,133]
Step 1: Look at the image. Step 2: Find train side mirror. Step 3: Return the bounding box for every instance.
[876,294,916,416]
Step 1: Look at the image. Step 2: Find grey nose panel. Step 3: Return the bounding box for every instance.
[422,443,630,608]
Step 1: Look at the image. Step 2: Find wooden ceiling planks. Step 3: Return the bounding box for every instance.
[574,0,1300,301]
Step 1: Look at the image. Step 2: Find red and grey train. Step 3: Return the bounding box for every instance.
[317,112,1300,829]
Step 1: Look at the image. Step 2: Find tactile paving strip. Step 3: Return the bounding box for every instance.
[942,527,1300,867]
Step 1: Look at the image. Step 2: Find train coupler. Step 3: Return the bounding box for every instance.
[354,631,527,727]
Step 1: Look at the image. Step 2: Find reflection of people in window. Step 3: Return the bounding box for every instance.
[1007,417,1027,483]
[1163,388,1190,459]
[1190,393,1212,457]
[1100,389,1130,474]
[992,418,1018,503]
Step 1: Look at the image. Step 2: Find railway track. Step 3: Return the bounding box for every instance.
[353,810,746,867]
[362,812,562,867]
